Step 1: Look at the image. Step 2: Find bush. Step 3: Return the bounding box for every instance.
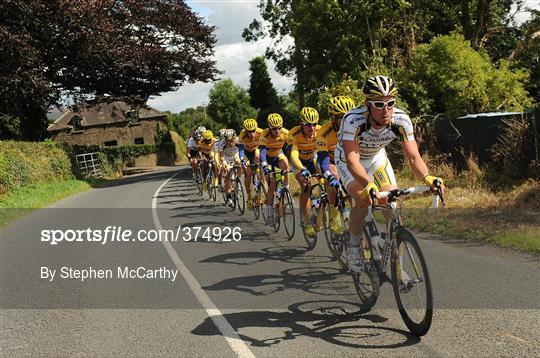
[0,141,74,196]
[399,34,532,118]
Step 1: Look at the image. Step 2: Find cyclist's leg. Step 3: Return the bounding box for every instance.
[277,153,289,186]
[224,159,233,194]
[244,150,255,196]
[266,156,280,207]
[371,151,398,220]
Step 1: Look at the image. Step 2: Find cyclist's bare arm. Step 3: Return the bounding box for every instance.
[401,140,429,180]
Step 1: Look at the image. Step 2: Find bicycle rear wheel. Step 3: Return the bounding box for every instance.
[351,258,380,311]
[391,228,433,336]
[281,188,296,240]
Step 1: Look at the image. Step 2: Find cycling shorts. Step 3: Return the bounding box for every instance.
[336,149,396,191]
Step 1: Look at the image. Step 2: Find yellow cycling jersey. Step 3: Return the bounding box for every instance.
[288,125,321,169]
[316,121,338,162]
[259,128,290,158]
[197,137,216,155]
[239,128,263,152]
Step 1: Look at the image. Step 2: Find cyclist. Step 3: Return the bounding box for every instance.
[289,107,321,237]
[187,126,206,180]
[218,129,242,206]
[316,96,356,235]
[336,75,445,273]
[239,118,263,209]
[259,113,290,225]
[197,129,218,191]
[214,128,228,191]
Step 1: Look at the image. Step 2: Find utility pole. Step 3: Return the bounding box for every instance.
[202,101,208,120]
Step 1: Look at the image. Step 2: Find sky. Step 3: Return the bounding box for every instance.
[147,0,294,113]
[147,0,539,114]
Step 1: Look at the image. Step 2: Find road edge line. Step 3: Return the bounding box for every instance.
[152,172,255,358]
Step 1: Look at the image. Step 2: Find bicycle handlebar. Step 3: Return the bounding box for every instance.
[371,184,445,209]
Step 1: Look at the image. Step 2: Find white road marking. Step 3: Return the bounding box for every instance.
[152,173,255,358]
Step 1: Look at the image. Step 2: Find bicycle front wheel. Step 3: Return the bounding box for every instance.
[196,167,204,196]
[281,188,296,240]
[322,199,338,259]
[391,228,433,337]
[235,178,245,215]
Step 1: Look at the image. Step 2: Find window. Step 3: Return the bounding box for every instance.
[134,137,144,145]
[127,110,139,123]
[104,140,117,147]
[69,116,83,130]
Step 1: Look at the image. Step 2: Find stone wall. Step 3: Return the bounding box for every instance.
[51,120,165,147]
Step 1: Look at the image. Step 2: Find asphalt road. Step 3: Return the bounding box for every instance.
[1,166,539,357]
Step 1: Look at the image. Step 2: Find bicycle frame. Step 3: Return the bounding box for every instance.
[366,186,442,277]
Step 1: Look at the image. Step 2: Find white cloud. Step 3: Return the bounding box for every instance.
[148,1,294,113]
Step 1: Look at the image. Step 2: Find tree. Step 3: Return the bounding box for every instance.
[399,34,532,118]
[248,57,280,110]
[167,106,220,140]
[207,79,257,131]
[0,0,218,140]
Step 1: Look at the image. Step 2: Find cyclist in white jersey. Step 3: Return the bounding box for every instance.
[187,126,206,180]
[218,129,242,206]
[335,75,445,273]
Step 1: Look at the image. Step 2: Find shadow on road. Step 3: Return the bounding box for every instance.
[201,266,354,297]
[200,245,333,265]
[191,300,420,349]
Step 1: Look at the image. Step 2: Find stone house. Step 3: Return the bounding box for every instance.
[47,101,167,148]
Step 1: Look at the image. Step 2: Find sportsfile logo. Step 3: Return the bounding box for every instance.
[40,226,242,245]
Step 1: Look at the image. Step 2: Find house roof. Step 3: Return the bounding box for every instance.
[47,101,166,132]
[456,112,523,120]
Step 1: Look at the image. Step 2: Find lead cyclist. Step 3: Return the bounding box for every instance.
[335,75,445,273]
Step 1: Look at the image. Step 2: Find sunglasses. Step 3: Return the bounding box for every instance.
[203,139,211,143]
[369,99,395,109]
[270,127,282,130]
[301,123,316,128]
[246,129,256,134]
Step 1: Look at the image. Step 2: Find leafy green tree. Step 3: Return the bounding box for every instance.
[166,107,220,139]
[399,34,532,118]
[207,79,257,131]
[0,0,218,140]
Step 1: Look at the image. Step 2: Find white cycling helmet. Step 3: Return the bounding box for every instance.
[224,129,236,141]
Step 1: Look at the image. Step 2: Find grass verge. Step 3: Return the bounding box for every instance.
[0,179,106,227]
[285,168,538,253]
[396,175,539,253]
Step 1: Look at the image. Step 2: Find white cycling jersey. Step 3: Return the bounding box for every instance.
[217,139,239,160]
[335,107,415,161]
[187,137,198,150]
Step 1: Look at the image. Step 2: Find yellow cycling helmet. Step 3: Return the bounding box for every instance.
[267,113,283,128]
[328,96,356,116]
[202,130,213,140]
[243,118,258,131]
[300,107,319,124]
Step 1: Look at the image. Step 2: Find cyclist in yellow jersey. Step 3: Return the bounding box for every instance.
[198,130,218,190]
[289,107,321,237]
[239,118,263,209]
[316,96,356,235]
[259,113,290,225]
